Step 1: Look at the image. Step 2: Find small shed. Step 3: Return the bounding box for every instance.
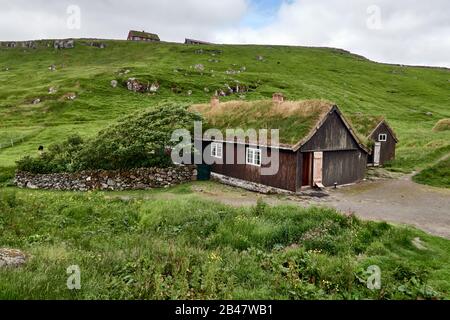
[191,96,371,192]
[367,120,398,166]
[127,30,160,42]
[348,114,398,167]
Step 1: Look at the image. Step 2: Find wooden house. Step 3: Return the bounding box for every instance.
[191,95,371,192]
[127,30,160,42]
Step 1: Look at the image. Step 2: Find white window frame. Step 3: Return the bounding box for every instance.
[211,142,223,159]
[246,147,262,167]
[378,133,387,142]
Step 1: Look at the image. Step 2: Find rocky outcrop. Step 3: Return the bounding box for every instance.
[126,78,159,93]
[54,39,75,49]
[15,166,197,191]
[0,248,27,268]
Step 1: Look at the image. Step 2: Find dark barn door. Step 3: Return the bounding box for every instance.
[302,153,312,186]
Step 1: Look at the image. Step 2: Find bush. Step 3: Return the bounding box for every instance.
[16,134,84,173]
[0,167,15,184]
[74,103,202,171]
[16,104,203,173]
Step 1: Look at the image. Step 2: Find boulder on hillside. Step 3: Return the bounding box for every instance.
[0,248,27,268]
[54,39,75,49]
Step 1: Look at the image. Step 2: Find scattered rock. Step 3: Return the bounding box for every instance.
[194,64,205,71]
[49,64,56,71]
[426,112,433,116]
[89,42,106,49]
[204,87,210,93]
[0,248,27,268]
[187,90,193,96]
[149,82,160,93]
[64,93,77,101]
[256,55,264,61]
[48,87,57,94]
[110,80,118,88]
[54,39,74,49]
[32,98,41,105]
[127,78,150,93]
[21,41,37,49]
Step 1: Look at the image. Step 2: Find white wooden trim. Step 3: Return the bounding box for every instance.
[378,133,387,142]
[246,147,261,167]
[211,142,223,159]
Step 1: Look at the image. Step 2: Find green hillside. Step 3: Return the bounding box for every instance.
[1,39,449,174]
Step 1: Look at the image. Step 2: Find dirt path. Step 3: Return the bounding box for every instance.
[190,175,450,239]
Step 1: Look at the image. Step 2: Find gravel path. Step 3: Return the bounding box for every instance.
[324,174,450,239]
[190,174,450,239]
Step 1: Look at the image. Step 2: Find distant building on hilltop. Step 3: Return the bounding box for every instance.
[185,38,212,45]
[127,30,160,42]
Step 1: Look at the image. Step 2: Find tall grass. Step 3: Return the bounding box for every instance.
[0,187,448,300]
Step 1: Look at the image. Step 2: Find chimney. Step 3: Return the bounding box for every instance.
[273,93,284,103]
[211,95,219,108]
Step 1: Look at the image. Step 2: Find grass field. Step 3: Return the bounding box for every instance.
[0,184,449,300]
[1,40,449,300]
[413,157,450,188]
[0,40,449,177]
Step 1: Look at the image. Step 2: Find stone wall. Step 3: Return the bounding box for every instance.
[15,166,197,191]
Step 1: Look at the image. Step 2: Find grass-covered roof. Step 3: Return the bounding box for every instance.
[191,99,335,147]
[129,30,160,41]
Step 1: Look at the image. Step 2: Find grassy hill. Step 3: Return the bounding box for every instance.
[0,39,449,177]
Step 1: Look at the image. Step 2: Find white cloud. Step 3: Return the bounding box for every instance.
[0,0,449,67]
[217,0,450,67]
[0,0,248,42]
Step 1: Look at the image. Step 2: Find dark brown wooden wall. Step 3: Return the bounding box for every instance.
[204,142,298,192]
[368,122,396,165]
[301,110,359,152]
[322,150,368,186]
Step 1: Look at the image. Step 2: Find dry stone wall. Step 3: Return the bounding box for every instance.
[15,166,197,191]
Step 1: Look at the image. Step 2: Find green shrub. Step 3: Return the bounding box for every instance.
[15,104,203,173]
[0,167,15,184]
[74,103,202,171]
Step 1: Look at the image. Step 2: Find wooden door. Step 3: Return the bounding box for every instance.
[302,153,312,186]
[373,143,381,166]
[313,152,323,186]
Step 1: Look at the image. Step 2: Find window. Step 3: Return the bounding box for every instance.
[378,134,387,142]
[211,142,223,158]
[246,147,261,166]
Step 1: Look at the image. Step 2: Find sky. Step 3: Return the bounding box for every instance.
[0,0,449,67]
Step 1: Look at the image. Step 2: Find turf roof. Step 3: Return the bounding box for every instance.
[128,30,160,41]
[190,99,336,147]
